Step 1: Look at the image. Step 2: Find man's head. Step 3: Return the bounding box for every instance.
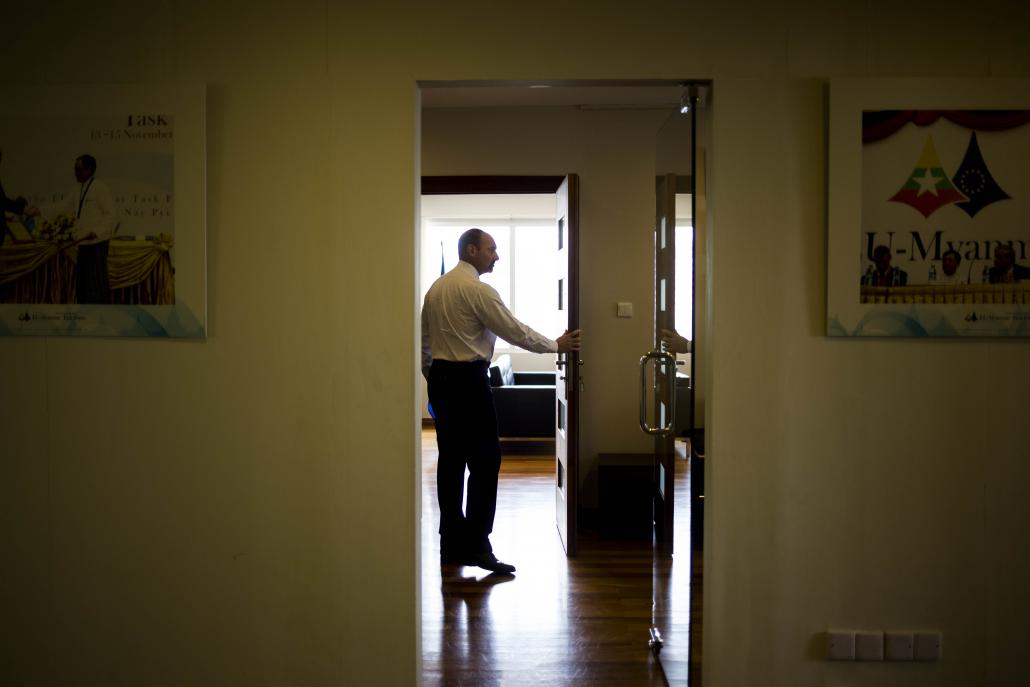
[74,154,97,183]
[873,244,892,272]
[458,227,498,275]
[942,249,961,276]
[994,244,1016,273]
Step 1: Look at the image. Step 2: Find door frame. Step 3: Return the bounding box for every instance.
[416,80,715,685]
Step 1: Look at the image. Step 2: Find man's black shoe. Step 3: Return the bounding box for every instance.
[464,553,516,574]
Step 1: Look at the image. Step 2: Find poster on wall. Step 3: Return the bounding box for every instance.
[828,78,1030,337]
[0,84,205,337]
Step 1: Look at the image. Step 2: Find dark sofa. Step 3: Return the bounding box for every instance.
[488,354,556,438]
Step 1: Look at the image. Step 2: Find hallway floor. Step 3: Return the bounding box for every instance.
[420,429,695,686]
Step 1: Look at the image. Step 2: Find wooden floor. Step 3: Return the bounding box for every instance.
[420,429,699,686]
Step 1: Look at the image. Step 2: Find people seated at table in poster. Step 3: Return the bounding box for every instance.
[987,244,1030,284]
[29,154,118,303]
[862,244,908,287]
[931,249,966,284]
[0,146,39,246]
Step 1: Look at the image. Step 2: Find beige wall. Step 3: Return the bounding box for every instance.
[709,77,1030,686]
[2,1,1029,686]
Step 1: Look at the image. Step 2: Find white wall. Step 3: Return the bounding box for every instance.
[2,1,1029,686]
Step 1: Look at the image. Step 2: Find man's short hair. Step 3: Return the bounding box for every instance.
[942,249,961,263]
[873,244,890,258]
[76,154,97,173]
[458,228,485,257]
[995,244,1016,258]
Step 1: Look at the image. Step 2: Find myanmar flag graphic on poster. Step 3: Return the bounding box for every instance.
[888,134,966,218]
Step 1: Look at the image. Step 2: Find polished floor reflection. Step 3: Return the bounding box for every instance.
[650,441,700,685]
[421,429,683,686]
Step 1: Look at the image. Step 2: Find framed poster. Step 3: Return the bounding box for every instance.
[828,78,1030,337]
[0,84,205,337]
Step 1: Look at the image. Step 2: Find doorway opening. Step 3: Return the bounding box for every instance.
[416,80,709,686]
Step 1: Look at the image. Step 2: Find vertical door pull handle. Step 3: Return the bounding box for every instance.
[639,350,676,436]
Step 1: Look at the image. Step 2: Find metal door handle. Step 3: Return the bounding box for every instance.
[639,350,676,436]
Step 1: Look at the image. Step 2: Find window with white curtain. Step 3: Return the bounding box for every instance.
[420,195,558,351]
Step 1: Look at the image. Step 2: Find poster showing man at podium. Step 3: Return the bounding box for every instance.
[0,84,205,338]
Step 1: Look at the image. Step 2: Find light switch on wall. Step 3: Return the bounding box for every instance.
[617,302,633,318]
[855,631,884,661]
[884,632,914,661]
[827,631,855,660]
[914,632,942,661]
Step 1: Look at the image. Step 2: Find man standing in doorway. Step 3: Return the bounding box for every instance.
[422,228,581,574]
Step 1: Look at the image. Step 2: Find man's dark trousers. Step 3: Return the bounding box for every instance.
[428,359,501,558]
[76,241,111,304]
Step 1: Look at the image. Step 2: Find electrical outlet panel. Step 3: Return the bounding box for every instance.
[914,632,942,661]
[884,632,914,661]
[855,631,884,661]
[828,629,941,663]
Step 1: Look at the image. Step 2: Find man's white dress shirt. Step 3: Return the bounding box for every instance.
[421,261,557,378]
[47,177,117,244]
[935,271,965,285]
